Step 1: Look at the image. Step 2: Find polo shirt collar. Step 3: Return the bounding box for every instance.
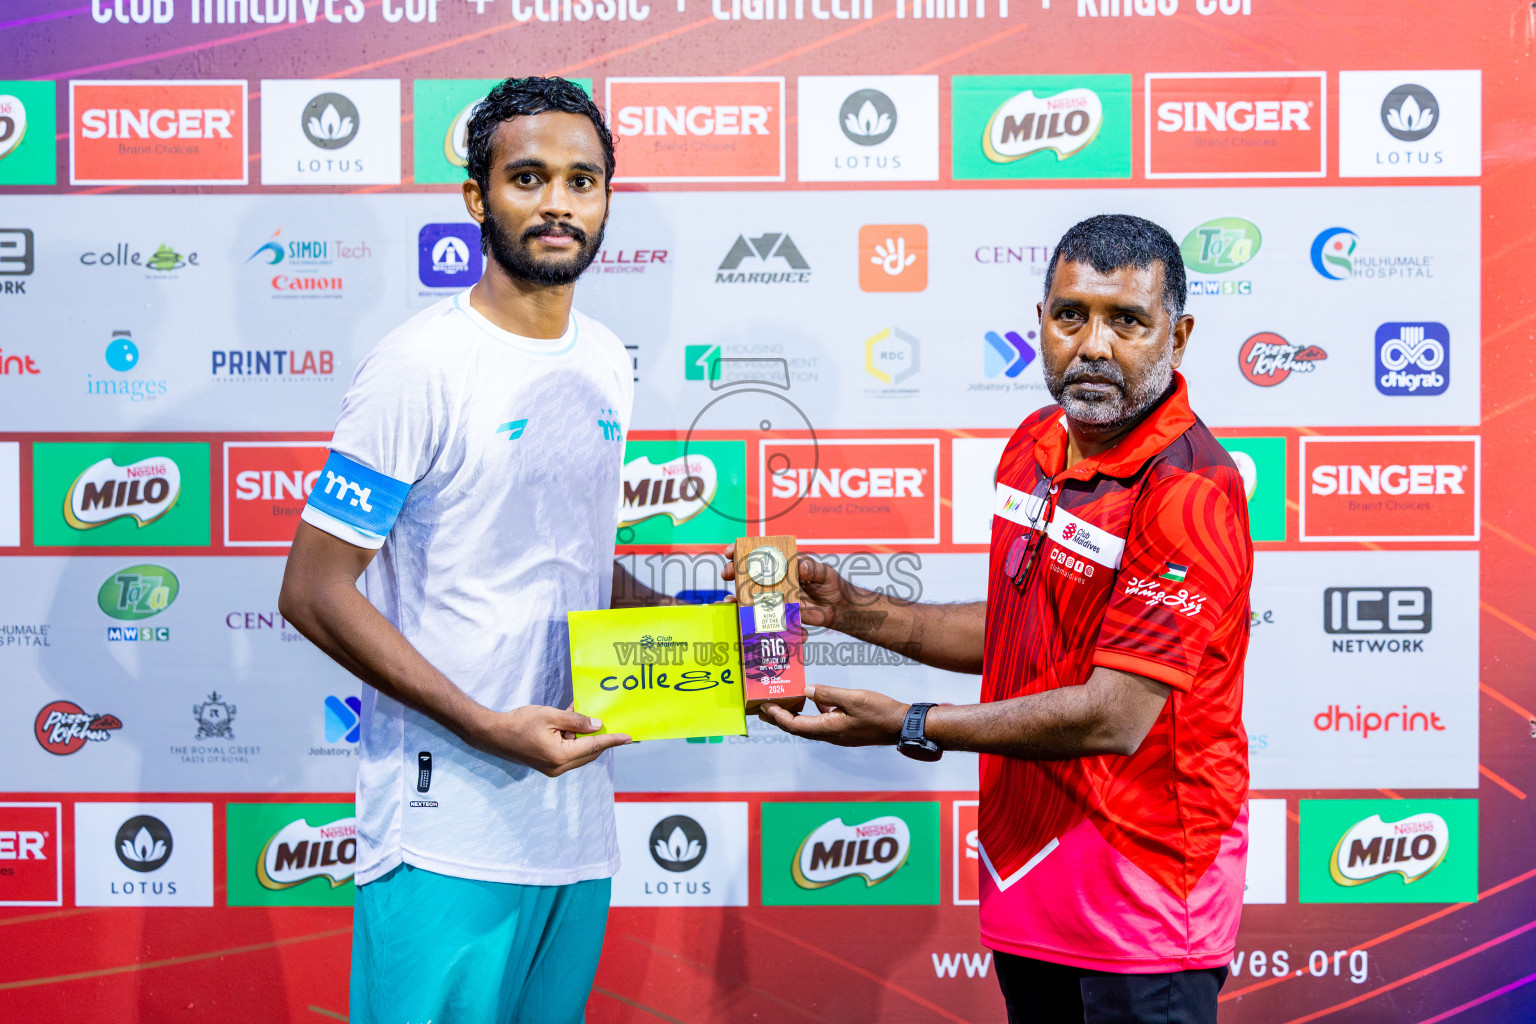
[1030,372,1197,482]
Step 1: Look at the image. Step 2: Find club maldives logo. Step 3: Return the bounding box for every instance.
[649,815,708,872]
[70,80,247,185]
[1381,84,1438,142]
[1238,332,1326,387]
[65,456,180,530]
[257,816,358,889]
[98,565,179,620]
[1375,322,1449,396]
[608,77,784,183]
[621,453,717,528]
[34,700,122,755]
[859,224,926,292]
[793,815,911,889]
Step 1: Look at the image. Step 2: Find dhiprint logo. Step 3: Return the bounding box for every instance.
[417,223,483,289]
[1238,332,1326,387]
[1381,84,1438,142]
[840,89,896,146]
[1311,227,1358,280]
[34,700,122,755]
[324,695,362,744]
[984,330,1036,378]
[859,225,926,292]
[649,815,707,872]
[301,93,358,149]
[260,79,401,185]
[1375,322,1449,396]
[115,815,172,872]
[716,232,810,284]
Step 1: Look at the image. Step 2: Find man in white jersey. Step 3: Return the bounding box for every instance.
[280,77,656,1024]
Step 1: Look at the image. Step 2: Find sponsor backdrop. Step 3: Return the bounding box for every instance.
[0,3,1532,1023]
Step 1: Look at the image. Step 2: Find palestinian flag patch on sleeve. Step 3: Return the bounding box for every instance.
[1158,561,1188,583]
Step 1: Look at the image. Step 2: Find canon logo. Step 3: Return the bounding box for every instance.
[770,466,924,500]
[1310,464,1464,497]
[615,105,770,138]
[80,108,234,140]
[1156,100,1310,133]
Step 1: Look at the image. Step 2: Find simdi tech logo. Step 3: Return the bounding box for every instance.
[260,79,401,185]
[761,801,939,906]
[951,75,1131,180]
[224,441,329,546]
[226,803,357,907]
[1300,435,1479,542]
[32,442,211,547]
[796,75,940,182]
[0,803,62,906]
[1145,72,1325,178]
[1338,70,1481,178]
[70,80,247,185]
[1299,799,1477,903]
[245,227,370,300]
[607,78,785,183]
[0,82,58,185]
[859,224,927,292]
[759,438,940,545]
[412,79,591,184]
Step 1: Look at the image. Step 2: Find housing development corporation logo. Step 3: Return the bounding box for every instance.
[1300,436,1479,542]
[34,700,122,755]
[70,80,247,185]
[952,75,1131,180]
[259,79,401,185]
[1238,332,1326,387]
[1146,72,1325,178]
[761,802,938,907]
[1375,322,1449,396]
[859,224,926,292]
[1299,799,1477,903]
[608,77,784,182]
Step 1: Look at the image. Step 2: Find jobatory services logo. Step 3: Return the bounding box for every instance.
[859,224,927,292]
[71,803,214,907]
[759,438,939,545]
[1146,72,1325,178]
[982,329,1037,380]
[259,79,401,185]
[796,76,939,182]
[1217,436,1286,541]
[608,77,785,183]
[1299,799,1477,903]
[32,441,210,547]
[1338,70,1481,177]
[617,440,746,546]
[226,804,358,906]
[715,232,810,284]
[1181,217,1259,296]
[70,80,247,185]
[1237,332,1326,387]
[324,695,362,744]
[610,802,749,906]
[0,83,57,185]
[34,700,122,755]
[0,803,62,906]
[224,441,329,547]
[951,75,1131,180]
[98,564,179,622]
[1300,435,1479,542]
[417,223,484,290]
[761,802,938,906]
[1375,322,1449,396]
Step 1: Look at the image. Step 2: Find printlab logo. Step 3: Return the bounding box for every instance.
[1381,84,1438,142]
[301,93,359,149]
[417,223,483,290]
[34,700,122,755]
[983,330,1036,378]
[649,815,707,872]
[324,695,362,743]
[1238,332,1326,387]
[840,89,896,146]
[858,224,926,292]
[715,233,811,284]
[1375,322,1449,396]
[193,692,237,740]
[115,815,172,872]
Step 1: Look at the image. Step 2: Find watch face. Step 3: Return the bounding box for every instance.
[744,544,788,587]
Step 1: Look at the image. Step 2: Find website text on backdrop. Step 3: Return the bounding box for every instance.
[740,215,1255,1024]
[278,77,668,1024]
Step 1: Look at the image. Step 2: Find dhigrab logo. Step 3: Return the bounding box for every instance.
[1375,322,1449,396]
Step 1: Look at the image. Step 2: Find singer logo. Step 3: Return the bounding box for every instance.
[70,80,247,185]
[954,801,979,905]
[760,439,938,545]
[1300,436,1478,542]
[224,442,329,547]
[0,803,62,906]
[1145,72,1325,178]
[608,78,784,182]
[65,456,181,530]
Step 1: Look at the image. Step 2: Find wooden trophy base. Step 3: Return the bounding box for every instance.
[736,535,807,715]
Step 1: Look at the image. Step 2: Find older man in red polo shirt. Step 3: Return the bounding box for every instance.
[738,214,1253,1024]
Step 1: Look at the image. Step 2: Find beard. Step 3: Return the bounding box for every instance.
[483,206,605,286]
[1044,347,1174,431]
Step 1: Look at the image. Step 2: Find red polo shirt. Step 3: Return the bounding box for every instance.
[978,373,1253,972]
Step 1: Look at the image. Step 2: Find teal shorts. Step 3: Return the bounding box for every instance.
[350,863,611,1024]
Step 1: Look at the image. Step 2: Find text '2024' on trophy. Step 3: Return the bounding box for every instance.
[734,535,807,714]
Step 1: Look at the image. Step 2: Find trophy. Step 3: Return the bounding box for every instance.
[735,535,807,713]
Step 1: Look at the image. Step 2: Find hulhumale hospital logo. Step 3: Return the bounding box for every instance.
[1310,227,1358,280]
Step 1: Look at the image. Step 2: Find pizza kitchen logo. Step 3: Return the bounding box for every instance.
[65,456,181,530]
[34,700,122,755]
[793,815,911,889]
[1238,332,1326,387]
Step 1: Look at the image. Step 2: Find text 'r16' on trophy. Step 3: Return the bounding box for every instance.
[735,535,807,714]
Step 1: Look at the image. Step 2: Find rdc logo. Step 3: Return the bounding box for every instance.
[1374,322,1449,396]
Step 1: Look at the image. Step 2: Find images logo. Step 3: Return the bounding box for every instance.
[716,232,810,284]
[1238,332,1326,387]
[649,814,707,872]
[984,330,1036,378]
[761,438,938,545]
[226,803,357,906]
[608,77,784,183]
[70,80,247,185]
[324,696,362,744]
[259,78,401,185]
[952,75,1131,180]
[859,224,926,292]
[98,565,179,620]
[1217,436,1286,541]
[617,440,746,546]
[0,83,57,185]
[1311,227,1358,280]
[1300,436,1478,542]
[865,327,920,386]
[417,223,483,289]
[761,802,939,906]
[1375,322,1449,396]
[224,442,328,547]
[34,700,122,755]
[1146,72,1325,178]
[1299,799,1476,903]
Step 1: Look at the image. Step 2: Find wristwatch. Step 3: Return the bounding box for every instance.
[896,703,942,762]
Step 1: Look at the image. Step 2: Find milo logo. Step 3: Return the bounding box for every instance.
[64,456,181,530]
[792,814,910,889]
[620,453,717,528]
[1331,812,1448,886]
[257,816,358,890]
[97,565,179,620]
[984,88,1103,163]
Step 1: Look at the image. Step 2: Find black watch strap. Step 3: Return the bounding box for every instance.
[897,703,942,762]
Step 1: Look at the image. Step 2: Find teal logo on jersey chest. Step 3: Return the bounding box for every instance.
[598,408,623,443]
[496,419,528,440]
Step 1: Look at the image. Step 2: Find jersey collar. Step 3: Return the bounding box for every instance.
[1030,372,1197,482]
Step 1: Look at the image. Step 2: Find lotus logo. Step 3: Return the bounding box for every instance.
[1310,227,1359,281]
[839,89,896,147]
[983,88,1102,163]
[620,454,718,528]
[648,814,707,872]
[793,815,910,888]
[1380,84,1438,143]
[444,98,480,168]
[301,93,359,150]
[115,815,173,873]
[984,330,1036,378]
[0,93,27,160]
[1331,812,1449,885]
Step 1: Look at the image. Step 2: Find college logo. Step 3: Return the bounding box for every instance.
[98,564,179,621]
[865,327,920,387]
[611,802,749,906]
[1375,322,1449,396]
[1146,72,1325,178]
[259,79,401,185]
[1339,71,1480,177]
[79,242,200,274]
[617,440,746,546]
[608,77,784,182]
[0,803,62,906]
[227,804,357,906]
[417,223,483,289]
[1300,436,1479,542]
[0,84,57,185]
[859,224,926,292]
[224,442,328,547]
[1238,332,1326,387]
[983,330,1037,379]
[1324,587,1430,635]
[70,80,247,185]
[34,700,122,755]
[1218,436,1286,541]
[1299,799,1477,903]
[716,232,810,284]
[761,802,938,906]
[952,75,1131,180]
[760,439,939,545]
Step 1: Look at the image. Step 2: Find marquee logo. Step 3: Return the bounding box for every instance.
[1375,322,1449,396]
[70,80,247,185]
[98,564,179,620]
[225,442,328,547]
[1238,332,1325,387]
[257,816,358,889]
[793,815,911,888]
[34,700,122,755]
[983,87,1103,163]
[65,456,181,530]
[716,232,810,284]
[761,439,938,545]
[1146,72,1325,178]
[608,77,784,182]
[1300,436,1479,542]
[0,803,62,906]
[621,453,718,528]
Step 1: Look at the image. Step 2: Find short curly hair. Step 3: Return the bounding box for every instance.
[1044,214,1188,319]
[464,77,615,193]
